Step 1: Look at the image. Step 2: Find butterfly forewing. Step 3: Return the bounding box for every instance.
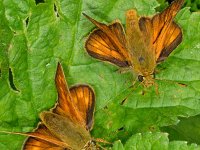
[84,13,131,67]
[140,0,183,61]
[156,22,182,62]
[53,63,85,126]
[86,28,129,67]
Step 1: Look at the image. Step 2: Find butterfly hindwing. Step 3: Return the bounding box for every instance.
[69,85,95,130]
[23,124,68,150]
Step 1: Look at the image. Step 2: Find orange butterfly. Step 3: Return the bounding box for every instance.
[2,63,98,149]
[83,0,184,87]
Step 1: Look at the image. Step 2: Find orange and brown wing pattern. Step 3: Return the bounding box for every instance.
[69,85,95,130]
[139,0,183,62]
[23,63,95,149]
[53,63,85,126]
[84,13,130,67]
[53,63,95,130]
[24,138,63,150]
[155,21,182,62]
[23,124,68,150]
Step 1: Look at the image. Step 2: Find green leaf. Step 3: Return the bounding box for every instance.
[112,140,124,150]
[0,0,200,150]
[112,132,200,150]
[161,114,200,145]
[155,0,169,12]
[183,0,200,12]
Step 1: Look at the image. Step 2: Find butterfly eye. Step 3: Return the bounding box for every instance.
[138,75,144,82]
[91,140,96,145]
[85,140,96,148]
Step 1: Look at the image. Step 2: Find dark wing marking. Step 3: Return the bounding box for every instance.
[84,13,131,67]
[69,85,95,130]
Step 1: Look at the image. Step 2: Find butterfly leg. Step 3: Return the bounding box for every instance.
[154,82,159,95]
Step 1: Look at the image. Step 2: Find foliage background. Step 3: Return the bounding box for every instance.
[157,0,200,12]
[0,0,200,149]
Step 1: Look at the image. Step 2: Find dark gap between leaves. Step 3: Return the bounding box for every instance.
[120,98,127,105]
[141,90,146,95]
[9,68,19,92]
[0,69,1,77]
[177,82,187,87]
[54,4,59,17]
[35,0,45,5]
[103,106,108,109]
[25,17,29,27]
[118,127,124,131]
[149,125,156,131]
[166,0,174,4]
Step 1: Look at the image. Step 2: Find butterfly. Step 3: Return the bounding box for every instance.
[2,63,97,149]
[83,0,184,87]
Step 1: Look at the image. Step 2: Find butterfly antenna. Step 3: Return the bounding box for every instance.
[0,130,28,136]
[95,138,112,145]
[155,78,187,87]
[94,138,112,150]
[154,82,159,95]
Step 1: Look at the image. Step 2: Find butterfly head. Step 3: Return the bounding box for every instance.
[83,139,98,150]
[138,74,155,87]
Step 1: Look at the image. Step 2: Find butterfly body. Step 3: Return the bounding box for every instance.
[84,0,184,87]
[40,111,91,150]
[126,9,156,87]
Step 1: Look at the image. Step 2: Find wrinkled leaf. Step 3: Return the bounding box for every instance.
[112,132,200,150]
[184,0,200,12]
[161,114,200,145]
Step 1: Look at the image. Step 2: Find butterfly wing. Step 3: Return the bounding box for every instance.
[52,63,85,126]
[139,0,184,62]
[24,138,63,150]
[53,63,95,130]
[69,85,95,130]
[23,124,69,150]
[84,13,131,67]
